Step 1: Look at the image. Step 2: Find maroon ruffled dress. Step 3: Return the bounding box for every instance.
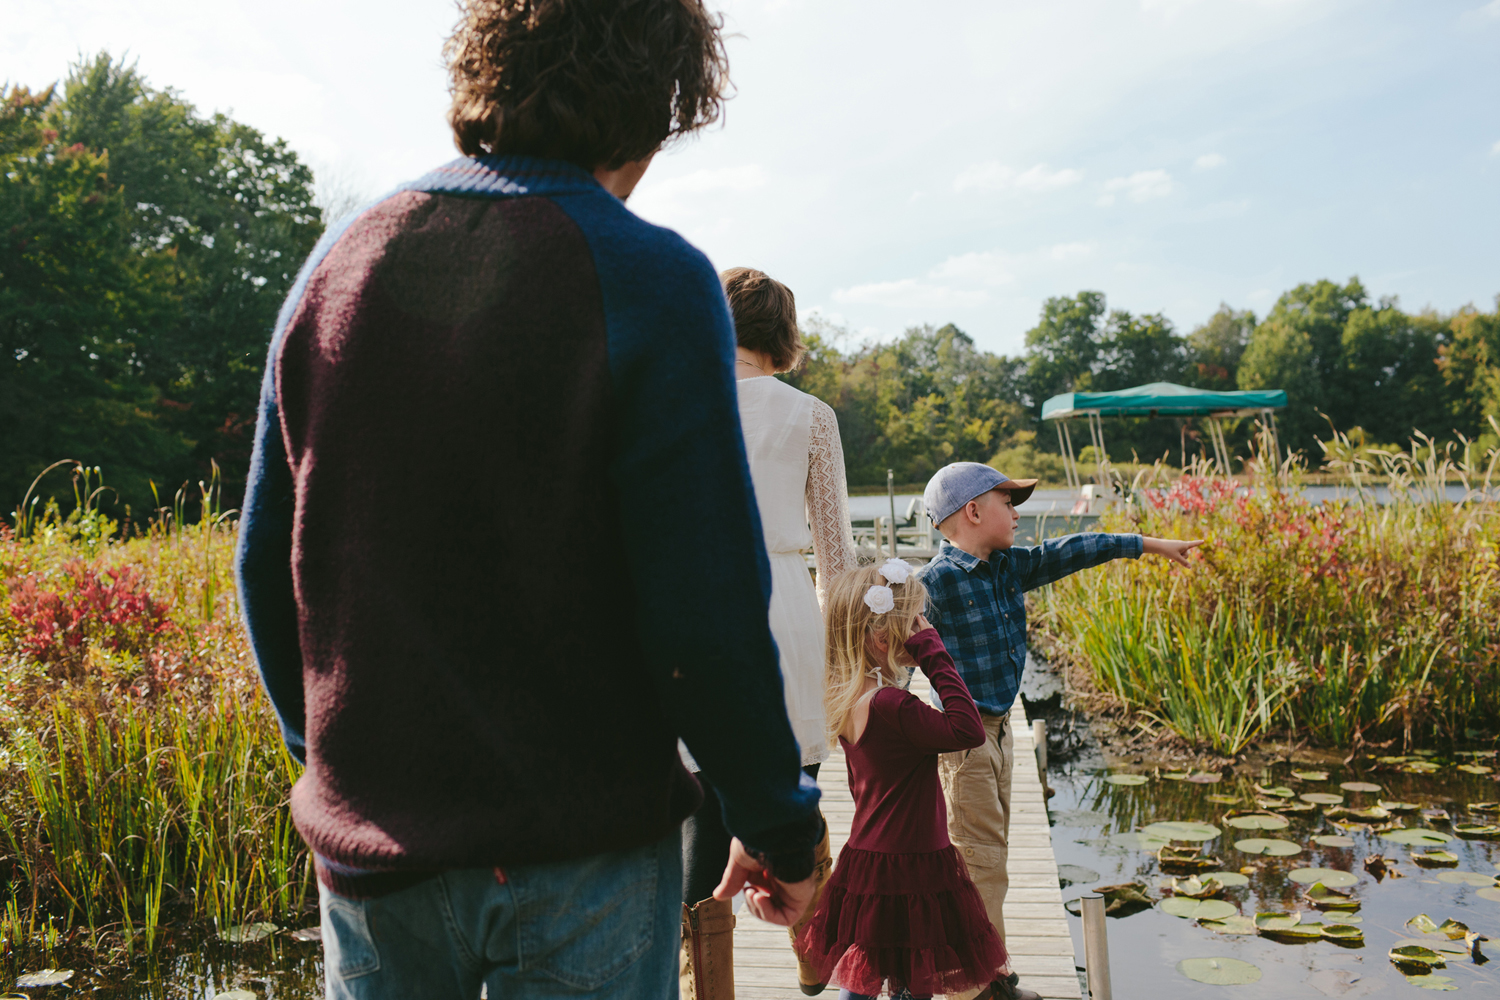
[796,628,1009,997]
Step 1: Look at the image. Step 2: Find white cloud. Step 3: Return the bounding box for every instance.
[832,279,988,309]
[1491,139,1500,156]
[1194,152,1227,169]
[1098,169,1175,205]
[953,161,1083,194]
[1480,0,1500,19]
[637,164,767,198]
[930,251,1018,286]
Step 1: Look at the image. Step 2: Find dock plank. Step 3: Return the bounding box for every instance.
[729,679,1081,999]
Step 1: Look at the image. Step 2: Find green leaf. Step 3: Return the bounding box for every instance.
[1312,834,1356,847]
[1096,881,1155,916]
[1436,870,1496,886]
[1186,772,1223,784]
[1378,800,1421,812]
[1469,801,1500,813]
[1300,792,1344,805]
[1381,828,1453,846]
[1457,764,1494,774]
[1292,770,1329,781]
[1407,914,1441,934]
[1437,919,1470,940]
[1254,784,1295,799]
[1389,945,1446,970]
[1476,886,1500,903]
[1254,911,1306,930]
[1223,812,1290,830]
[1288,867,1358,886]
[218,920,277,943]
[1176,957,1262,985]
[1321,923,1363,941]
[1199,915,1258,935]
[1403,974,1459,990]
[1142,821,1221,842]
[213,992,259,1000]
[1161,771,1192,781]
[1104,773,1149,786]
[1171,875,1223,899]
[1411,851,1460,868]
[1340,781,1382,793]
[1305,882,1359,909]
[1453,823,1500,839]
[1394,937,1468,956]
[1206,794,1241,804]
[1160,896,1237,920]
[1234,837,1302,857]
[1202,871,1250,887]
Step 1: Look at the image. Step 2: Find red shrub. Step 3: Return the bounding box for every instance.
[8,561,172,668]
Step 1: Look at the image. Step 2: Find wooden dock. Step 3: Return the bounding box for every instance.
[731,681,1082,999]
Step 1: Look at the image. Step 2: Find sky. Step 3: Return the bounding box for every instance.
[5,0,1498,356]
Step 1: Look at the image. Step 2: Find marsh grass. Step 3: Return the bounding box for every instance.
[1035,422,1500,755]
[1,463,308,961]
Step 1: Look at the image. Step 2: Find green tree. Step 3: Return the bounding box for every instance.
[1185,304,1255,390]
[1020,291,1107,406]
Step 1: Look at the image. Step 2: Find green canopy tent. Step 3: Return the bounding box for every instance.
[1040,382,1288,491]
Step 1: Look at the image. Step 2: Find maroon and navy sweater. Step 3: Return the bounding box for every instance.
[234,156,822,893]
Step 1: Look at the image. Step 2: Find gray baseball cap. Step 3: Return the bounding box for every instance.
[923,462,1038,527]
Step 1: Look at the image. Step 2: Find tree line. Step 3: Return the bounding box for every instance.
[4,56,1498,512]
[789,282,1500,487]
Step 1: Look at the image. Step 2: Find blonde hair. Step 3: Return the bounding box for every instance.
[822,562,928,748]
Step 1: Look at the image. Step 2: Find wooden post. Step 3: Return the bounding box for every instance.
[886,469,898,559]
[1081,892,1112,1000]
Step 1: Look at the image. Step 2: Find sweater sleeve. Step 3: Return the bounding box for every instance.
[877,628,986,753]
[556,194,821,880]
[234,339,307,762]
[807,398,857,612]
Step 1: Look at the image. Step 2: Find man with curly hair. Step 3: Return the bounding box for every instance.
[236,2,823,997]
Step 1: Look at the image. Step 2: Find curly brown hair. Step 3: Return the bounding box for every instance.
[721,267,806,372]
[444,0,731,169]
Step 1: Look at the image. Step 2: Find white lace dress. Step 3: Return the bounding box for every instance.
[734,376,857,766]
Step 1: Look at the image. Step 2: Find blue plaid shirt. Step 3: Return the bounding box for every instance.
[916,532,1143,715]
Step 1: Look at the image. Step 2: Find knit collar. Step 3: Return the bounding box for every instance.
[403,155,603,199]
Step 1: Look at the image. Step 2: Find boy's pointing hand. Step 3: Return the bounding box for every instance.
[1143,536,1204,567]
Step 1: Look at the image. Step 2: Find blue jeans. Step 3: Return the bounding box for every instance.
[319,830,682,999]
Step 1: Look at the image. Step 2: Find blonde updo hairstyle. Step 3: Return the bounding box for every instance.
[822,562,927,749]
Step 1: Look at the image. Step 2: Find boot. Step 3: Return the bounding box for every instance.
[787,815,833,995]
[680,895,736,1000]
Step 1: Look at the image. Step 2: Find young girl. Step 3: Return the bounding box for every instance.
[796,559,1011,1000]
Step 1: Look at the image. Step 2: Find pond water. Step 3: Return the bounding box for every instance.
[1039,695,1500,996]
[2,935,324,999]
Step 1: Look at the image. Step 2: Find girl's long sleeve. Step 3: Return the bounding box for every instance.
[806,398,857,611]
[877,628,986,753]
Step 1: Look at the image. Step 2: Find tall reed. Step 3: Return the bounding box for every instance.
[1,467,309,958]
[1034,424,1500,753]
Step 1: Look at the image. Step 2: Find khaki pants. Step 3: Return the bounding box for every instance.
[939,712,1013,944]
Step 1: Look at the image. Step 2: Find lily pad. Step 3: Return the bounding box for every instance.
[1379,800,1421,812]
[1235,837,1302,857]
[1176,956,1262,985]
[1457,764,1494,774]
[1436,870,1496,886]
[1224,811,1290,830]
[1312,834,1357,848]
[1161,771,1193,781]
[1328,805,1392,821]
[1255,784,1295,798]
[1254,911,1309,931]
[1158,844,1220,871]
[1469,801,1500,813]
[1321,923,1364,941]
[1390,945,1447,970]
[1289,867,1358,887]
[1292,770,1329,781]
[1476,886,1500,903]
[1412,851,1460,868]
[218,921,277,943]
[1053,809,1111,826]
[1186,772,1224,784]
[1160,896,1237,920]
[1301,792,1345,805]
[1203,871,1250,887]
[1206,794,1241,804]
[1423,809,1451,822]
[1200,915,1258,935]
[1095,881,1156,916]
[1408,914,1441,934]
[1381,828,1452,846]
[1263,799,1318,814]
[1453,823,1500,839]
[1108,831,1173,851]
[15,970,75,988]
[1403,974,1459,991]
[1057,864,1101,887]
[213,992,259,1000]
[1438,919,1470,939]
[1305,882,1360,909]
[1341,781,1382,793]
[289,926,323,942]
[1105,773,1149,786]
[1143,821,1221,842]
[1394,937,1467,956]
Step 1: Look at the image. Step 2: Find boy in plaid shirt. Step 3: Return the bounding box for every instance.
[915,463,1200,1000]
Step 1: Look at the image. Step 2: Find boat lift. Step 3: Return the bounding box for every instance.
[1040,382,1288,497]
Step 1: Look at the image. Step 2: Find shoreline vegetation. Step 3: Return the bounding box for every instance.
[1,429,1495,967]
[1033,426,1500,761]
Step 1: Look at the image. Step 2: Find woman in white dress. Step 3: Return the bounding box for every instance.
[679,268,857,999]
